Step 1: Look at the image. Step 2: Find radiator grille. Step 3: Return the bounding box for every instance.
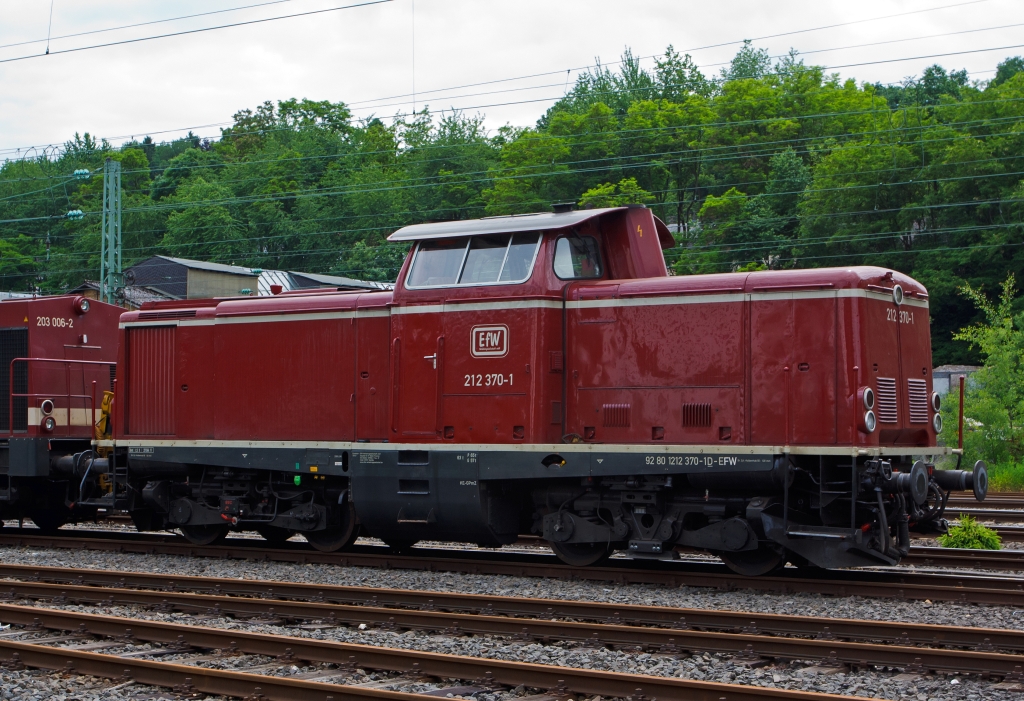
[0,328,28,431]
[681,402,712,427]
[907,378,929,424]
[126,326,176,435]
[602,403,630,428]
[876,377,898,424]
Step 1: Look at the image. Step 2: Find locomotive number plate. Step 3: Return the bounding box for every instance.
[645,455,739,467]
[36,316,75,329]
[886,308,915,324]
[464,373,513,387]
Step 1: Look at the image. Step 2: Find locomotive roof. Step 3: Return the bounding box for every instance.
[387,207,627,242]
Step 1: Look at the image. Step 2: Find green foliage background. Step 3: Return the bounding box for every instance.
[2,44,1024,365]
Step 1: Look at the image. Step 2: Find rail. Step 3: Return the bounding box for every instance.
[2,529,1024,605]
[7,357,115,437]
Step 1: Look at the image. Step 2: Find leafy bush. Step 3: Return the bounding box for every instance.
[938,513,1002,550]
[988,462,1024,492]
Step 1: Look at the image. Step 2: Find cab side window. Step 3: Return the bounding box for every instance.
[553,235,602,279]
[406,233,542,289]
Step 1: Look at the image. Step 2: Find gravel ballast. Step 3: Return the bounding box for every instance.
[0,536,1022,699]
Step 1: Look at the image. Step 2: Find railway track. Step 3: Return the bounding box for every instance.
[0,563,1023,675]
[901,545,1024,570]
[0,602,869,701]
[947,491,1024,508]
[946,508,1024,524]
[1,529,1023,605]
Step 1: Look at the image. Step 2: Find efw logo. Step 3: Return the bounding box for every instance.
[471,325,508,357]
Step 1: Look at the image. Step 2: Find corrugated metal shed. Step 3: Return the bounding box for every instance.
[157,256,255,276]
[290,271,391,291]
[256,270,392,296]
[126,256,257,299]
[257,270,294,296]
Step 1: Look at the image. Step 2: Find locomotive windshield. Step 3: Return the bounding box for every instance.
[406,232,541,288]
[553,234,602,279]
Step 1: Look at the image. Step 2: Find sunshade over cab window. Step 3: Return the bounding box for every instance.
[406,233,542,288]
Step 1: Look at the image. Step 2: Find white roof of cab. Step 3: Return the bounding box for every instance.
[387,207,625,242]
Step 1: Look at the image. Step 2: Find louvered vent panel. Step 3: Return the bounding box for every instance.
[126,326,176,435]
[876,377,898,424]
[907,378,929,424]
[681,402,712,427]
[602,403,630,428]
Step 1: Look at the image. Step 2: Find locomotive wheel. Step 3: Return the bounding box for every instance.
[304,502,360,553]
[255,525,294,544]
[550,542,612,567]
[179,525,230,546]
[719,545,786,576]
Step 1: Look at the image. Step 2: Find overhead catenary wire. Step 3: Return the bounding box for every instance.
[0,0,296,52]
[0,32,1019,284]
[344,0,994,109]
[0,0,392,65]
[7,230,1022,284]
[0,0,1013,157]
[6,91,1022,197]
[19,190,1024,270]
[4,122,1022,241]
[32,212,1024,267]
[0,43,1006,160]
[4,92,1019,218]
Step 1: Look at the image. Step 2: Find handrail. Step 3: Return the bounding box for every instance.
[7,358,116,438]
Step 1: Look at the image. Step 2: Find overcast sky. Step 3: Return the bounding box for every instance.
[1,0,1023,156]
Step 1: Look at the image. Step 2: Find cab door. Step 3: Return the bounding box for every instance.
[393,307,443,438]
[355,301,393,441]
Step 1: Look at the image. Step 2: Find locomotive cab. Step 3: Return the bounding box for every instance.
[0,295,121,531]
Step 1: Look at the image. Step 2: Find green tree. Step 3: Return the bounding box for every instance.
[991,56,1024,88]
[161,177,246,262]
[940,275,1024,469]
[579,177,654,208]
[721,40,772,81]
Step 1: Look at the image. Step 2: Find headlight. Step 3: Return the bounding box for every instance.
[860,386,875,410]
[40,416,56,433]
[931,392,941,412]
[933,414,943,433]
[863,410,877,434]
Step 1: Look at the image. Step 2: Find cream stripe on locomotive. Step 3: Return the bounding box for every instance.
[102,437,952,458]
[29,407,101,427]
[567,288,928,309]
[120,287,927,329]
[119,308,390,329]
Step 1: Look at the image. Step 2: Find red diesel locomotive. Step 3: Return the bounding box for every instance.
[0,295,122,530]
[101,206,984,574]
